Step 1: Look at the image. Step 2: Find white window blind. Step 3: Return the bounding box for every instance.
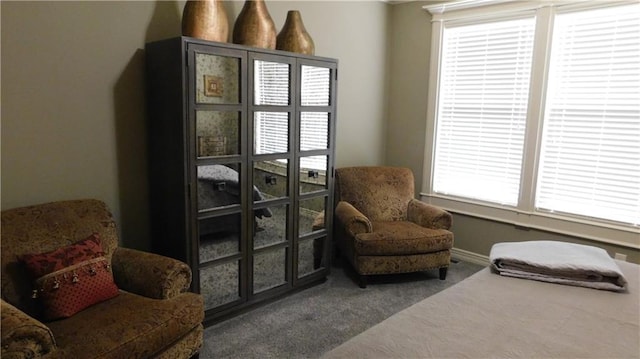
[433,16,535,205]
[536,4,640,226]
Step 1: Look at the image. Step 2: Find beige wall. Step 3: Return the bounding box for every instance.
[1,1,389,250]
[385,1,432,190]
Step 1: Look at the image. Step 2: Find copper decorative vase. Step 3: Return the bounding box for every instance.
[232,0,277,49]
[276,11,315,55]
[182,0,229,42]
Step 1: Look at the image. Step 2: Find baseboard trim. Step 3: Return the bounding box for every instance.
[452,247,490,266]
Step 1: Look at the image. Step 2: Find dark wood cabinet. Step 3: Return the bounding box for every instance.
[145,37,337,324]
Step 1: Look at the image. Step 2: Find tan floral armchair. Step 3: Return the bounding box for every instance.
[1,199,204,358]
[334,167,454,288]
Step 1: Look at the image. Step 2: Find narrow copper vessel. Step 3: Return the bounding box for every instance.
[182,0,229,42]
[232,0,277,49]
[276,10,315,55]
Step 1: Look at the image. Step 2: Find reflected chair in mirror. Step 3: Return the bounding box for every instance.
[334,167,454,288]
[1,199,204,358]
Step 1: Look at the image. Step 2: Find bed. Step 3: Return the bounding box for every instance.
[322,251,639,358]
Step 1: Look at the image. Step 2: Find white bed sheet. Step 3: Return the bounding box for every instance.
[322,260,640,359]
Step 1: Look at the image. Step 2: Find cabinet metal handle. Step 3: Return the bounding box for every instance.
[265,175,277,185]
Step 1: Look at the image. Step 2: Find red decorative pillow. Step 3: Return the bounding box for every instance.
[20,233,119,321]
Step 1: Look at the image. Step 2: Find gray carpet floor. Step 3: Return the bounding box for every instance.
[201,259,485,358]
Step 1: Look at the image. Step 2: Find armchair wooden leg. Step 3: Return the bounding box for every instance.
[439,267,448,280]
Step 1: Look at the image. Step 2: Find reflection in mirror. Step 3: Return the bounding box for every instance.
[298,237,325,278]
[196,53,240,104]
[253,247,287,293]
[299,156,327,194]
[197,164,242,211]
[200,261,240,310]
[196,111,240,157]
[254,60,290,106]
[253,159,288,200]
[300,112,329,151]
[298,197,326,237]
[254,204,288,249]
[301,65,330,106]
[254,112,289,154]
[199,213,241,263]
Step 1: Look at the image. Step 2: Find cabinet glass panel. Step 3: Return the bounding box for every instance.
[253,159,288,200]
[300,112,329,151]
[299,155,327,194]
[254,204,287,249]
[200,261,240,310]
[254,112,289,154]
[254,60,290,106]
[196,111,240,158]
[196,53,240,104]
[301,65,330,106]
[298,196,326,237]
[253,247,287,293]
[199,213,241,263]
[197,163,242,211]
[298,237,325,278]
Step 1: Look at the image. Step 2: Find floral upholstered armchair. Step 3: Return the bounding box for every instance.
[334,167,454,288]
[1,199,204,359]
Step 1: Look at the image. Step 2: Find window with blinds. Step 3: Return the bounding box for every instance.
[433,17,535,205]
[536,4,640,225]
[425,1,640,243]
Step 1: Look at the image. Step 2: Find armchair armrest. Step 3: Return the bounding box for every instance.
[111,247,192,300]
[407,199,452,230]
[1,299,56,359]
[335,201,373,236]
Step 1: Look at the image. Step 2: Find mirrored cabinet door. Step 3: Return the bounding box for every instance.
[196,111,241,158]
[299,155,328,194]
[197,163,243,212]
[297,196,327,278]
[253,112,289,155]
[300,65,330,106]
[254,60,290,106]
[253,247,288,293]
[300,112,329,151]
[196,53,241,105]
[200,261,242,310]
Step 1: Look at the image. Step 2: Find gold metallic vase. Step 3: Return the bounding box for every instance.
[182,0,229,42]
[232,0,277,49]
[276,10,315,55]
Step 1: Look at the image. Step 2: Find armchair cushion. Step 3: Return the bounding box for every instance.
[20,233,119,320]
[355,221,453,256]
[46,291,204,358]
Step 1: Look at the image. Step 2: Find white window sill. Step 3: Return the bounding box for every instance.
[420,193,640,250]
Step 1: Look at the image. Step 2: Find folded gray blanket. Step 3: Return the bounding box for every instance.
[490,240,627,292]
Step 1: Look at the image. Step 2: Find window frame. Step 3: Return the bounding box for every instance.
[422,0,640,249]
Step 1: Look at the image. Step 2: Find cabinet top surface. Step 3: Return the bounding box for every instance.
[148,36,339,64]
